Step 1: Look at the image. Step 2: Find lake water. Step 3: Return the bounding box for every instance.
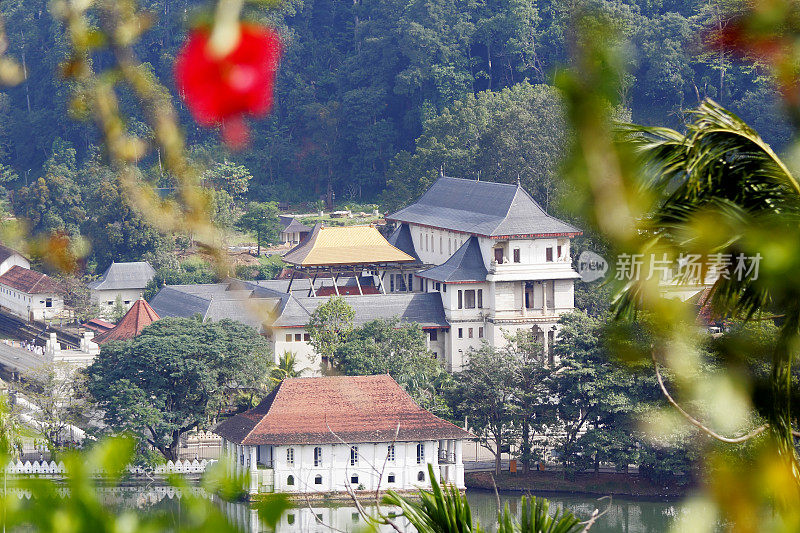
[9,483,682,531]
[217,489,682,532]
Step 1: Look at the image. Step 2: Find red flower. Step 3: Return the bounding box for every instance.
[175,24,281,147]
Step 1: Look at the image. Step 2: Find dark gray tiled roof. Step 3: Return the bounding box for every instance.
[387,176,581,237]
[387,223,421,262]
[149,286,212,318]
[151,281,449,331]
[0,244,25,264]
[273,292,448,329]
[281,218,312,234]
[88,262,156,291]
[203,298,278,330]
[150,282,282,332]
[417,237,487,283]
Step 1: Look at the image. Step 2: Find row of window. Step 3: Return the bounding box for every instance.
[284,332,311,343]
[287,444,422,467]
[285,470,424,487]
[457,327,484,339]
[496,245,563,264]
[423,231,465,257]
[0,287,43,305]
[457,289,483,309]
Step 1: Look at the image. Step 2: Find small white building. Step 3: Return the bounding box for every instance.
[88,261,156,313]
[0,265,64,321]
[215,375,472,496]
[0,244,30,276]
[279,216,312,245]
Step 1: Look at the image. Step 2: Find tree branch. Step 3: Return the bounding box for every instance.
[652,352,768,444]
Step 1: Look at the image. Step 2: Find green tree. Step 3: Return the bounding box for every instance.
[0,394,22,458]
[110,295,127,323]
[549,311,640,476]
[453,344,518,476]
[57,274,101,322]
[84,318,271,460]
[236,201,280,256]
[504,331,555,474]
[333,318,452,417]
[12,139,84,237]
[306,296,355,365]
[384,82,566,210]
[20,363,91,454]
[203,160,253,201]
[270,352,306,383]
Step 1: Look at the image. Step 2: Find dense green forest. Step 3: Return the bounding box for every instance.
[0,0,790,262]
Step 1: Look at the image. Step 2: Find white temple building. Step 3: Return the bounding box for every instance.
[151,177,583,373]
[215,375,473,496]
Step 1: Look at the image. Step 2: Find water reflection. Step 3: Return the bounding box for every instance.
[219,499,413,533]
[467,491,679,533]
[9,483,683,532]
[220,490,681,533]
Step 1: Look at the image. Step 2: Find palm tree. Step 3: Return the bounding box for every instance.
[270,352,306,384]
[616,98,800,479]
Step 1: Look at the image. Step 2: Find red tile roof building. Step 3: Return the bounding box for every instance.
[0,265,65,321]
[94,298,160,344]
[217,374,471,445]
[0,265,62,295]
[216,375,472,495]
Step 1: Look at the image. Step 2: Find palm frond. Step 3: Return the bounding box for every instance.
[497,495,582,533]
[612,99,799,321]
[383,464,480,532]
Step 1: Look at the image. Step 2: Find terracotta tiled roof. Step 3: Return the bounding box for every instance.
[215,375,474,445]
[94,298,160,344]
[282,224,415,266]
[82,318,116,334]
[0,265,61,295]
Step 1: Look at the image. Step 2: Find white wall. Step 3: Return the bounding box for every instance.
[268,440,461,493]
[91,288,145,313]
[409,224,471,266]
[270,327,320,375]
[0,254,30,277]
[0,284,63,321]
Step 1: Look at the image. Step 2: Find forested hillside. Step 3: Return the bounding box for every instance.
[0,0,789,211]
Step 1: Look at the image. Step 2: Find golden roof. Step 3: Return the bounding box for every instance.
[283,224,415,266]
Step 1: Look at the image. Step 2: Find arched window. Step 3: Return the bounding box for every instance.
[287,514,295,525]
[417,471,425,482]
[287,475,294,486]
[314,446,322,466]
[315,474,323,485]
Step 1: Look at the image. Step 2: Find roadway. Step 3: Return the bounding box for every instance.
[0,341,48,373]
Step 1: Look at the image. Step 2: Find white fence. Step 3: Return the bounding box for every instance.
[4,458,217,476]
